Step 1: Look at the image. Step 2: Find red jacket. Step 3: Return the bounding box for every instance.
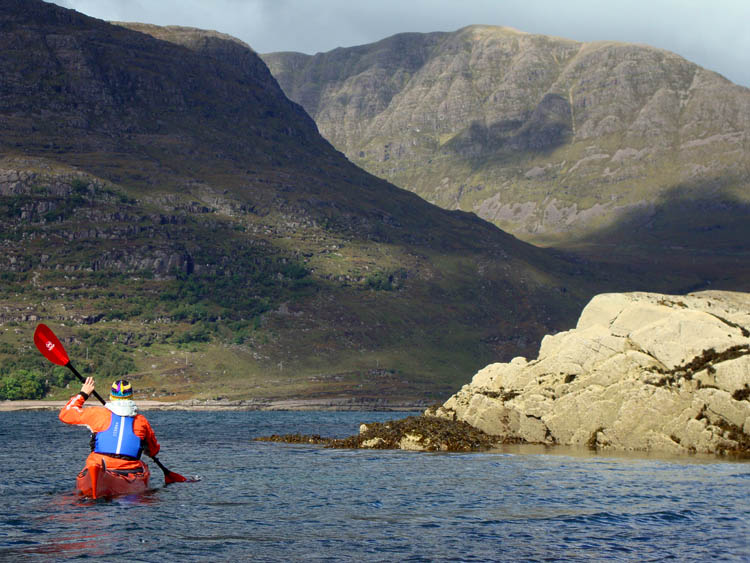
[59,393,160,471]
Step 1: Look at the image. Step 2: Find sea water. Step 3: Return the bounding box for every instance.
[0,410,748,561]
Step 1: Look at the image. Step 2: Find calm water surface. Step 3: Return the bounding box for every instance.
[1,410,748,561]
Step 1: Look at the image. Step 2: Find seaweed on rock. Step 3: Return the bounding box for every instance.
[651,345,750,388]
[255,415,513,452]
[732,385,750,402]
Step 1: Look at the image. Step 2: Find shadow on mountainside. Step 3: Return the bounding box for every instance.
[554,179,750,293]
[441,94,573,159]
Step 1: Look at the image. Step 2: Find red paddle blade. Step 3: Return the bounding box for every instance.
[152,456,200,484]
[164,471,190,484]
[33,324,70,366]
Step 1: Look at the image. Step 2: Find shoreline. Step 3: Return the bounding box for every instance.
[0,398,427,412]
[4,400,743,463]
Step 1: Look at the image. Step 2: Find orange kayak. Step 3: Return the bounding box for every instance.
[76,461,150,499]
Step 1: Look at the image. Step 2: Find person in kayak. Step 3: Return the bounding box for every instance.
[59,377,160,473]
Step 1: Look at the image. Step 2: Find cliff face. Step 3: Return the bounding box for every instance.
[430,291,750,456]
[0,1,327,175]
[1,1,623,401]
[263,26,750,285]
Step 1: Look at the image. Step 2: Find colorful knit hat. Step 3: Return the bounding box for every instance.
[110,379,133,400]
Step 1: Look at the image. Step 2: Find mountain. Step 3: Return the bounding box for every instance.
[0,1,637,403]
[262,26,750,288]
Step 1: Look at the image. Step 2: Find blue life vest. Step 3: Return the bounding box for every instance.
[94,414,143,459]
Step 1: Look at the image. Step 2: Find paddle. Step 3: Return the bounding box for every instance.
[33,323,108,404]
[150,455,191,483]
[33,323,196,485]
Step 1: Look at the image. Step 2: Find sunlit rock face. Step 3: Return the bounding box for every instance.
[263,26,750,247]
[432,291,750,456]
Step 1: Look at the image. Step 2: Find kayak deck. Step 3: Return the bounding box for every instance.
[76,462,150,499]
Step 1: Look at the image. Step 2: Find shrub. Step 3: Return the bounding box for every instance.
[51,366,71,387]
[70,178,90,195]
[175,323,213,344]
[89,352,136,380]
[366,268,407,291]
[0,369,47,400]
[281,263,310,280]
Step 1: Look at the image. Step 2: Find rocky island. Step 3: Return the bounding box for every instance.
[263,291,750,457]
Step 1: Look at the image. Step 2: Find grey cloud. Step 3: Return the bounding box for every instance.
[47,0,750,86]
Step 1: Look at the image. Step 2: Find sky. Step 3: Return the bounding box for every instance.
[47,0,750,88]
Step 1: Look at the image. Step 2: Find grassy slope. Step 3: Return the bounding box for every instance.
[0,151,611,403]
[0,6,646,403]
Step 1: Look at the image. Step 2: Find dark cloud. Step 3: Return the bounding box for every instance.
[46,0,750,86]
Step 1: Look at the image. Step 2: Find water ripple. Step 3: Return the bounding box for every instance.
[1,410,748,561]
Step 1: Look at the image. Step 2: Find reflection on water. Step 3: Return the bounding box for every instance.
[1,410,748,561]
[19,532,108,558]
[490,442,745,464]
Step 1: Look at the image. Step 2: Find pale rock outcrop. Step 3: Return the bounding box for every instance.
[433,291,750,456]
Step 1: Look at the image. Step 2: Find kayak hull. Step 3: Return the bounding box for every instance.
[76,462,150,499]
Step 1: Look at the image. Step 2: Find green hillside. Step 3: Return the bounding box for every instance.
[0,1,642,403]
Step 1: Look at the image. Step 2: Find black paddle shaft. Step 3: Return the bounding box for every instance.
[65,362,107,405]
[152,456,169,474]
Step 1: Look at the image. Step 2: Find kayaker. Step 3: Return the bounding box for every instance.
[59,377,160,473]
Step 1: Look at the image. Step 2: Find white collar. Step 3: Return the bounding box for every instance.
[106,400,138,417]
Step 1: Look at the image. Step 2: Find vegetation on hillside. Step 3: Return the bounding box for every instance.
[0,3,658,402]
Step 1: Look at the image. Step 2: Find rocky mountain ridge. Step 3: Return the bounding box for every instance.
[263,26,750,287]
